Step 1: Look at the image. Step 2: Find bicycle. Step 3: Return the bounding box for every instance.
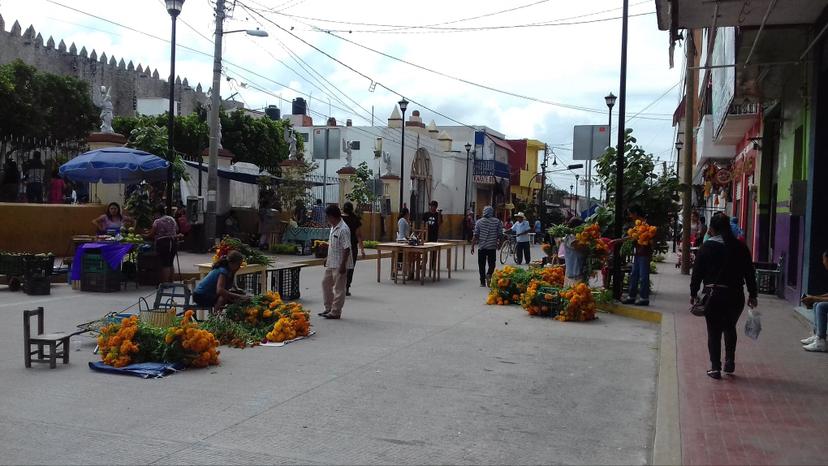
[500,231,517,264]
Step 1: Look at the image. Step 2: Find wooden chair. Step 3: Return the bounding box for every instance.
[24,307,70,369]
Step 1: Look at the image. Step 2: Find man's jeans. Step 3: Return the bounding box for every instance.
[478,249,496,284]
[814,302,828,339]
[628,255,650,301]
[515,241,531,264]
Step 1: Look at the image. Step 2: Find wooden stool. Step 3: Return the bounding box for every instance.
[24,307,71,369]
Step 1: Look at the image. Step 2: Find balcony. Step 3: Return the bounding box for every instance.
[716,101,761,145]
[694,115,735,183]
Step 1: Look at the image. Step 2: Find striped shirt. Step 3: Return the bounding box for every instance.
[326,219,353,270]
[474,217,504,250]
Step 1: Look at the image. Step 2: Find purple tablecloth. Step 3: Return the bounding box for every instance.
[70,242,133,280]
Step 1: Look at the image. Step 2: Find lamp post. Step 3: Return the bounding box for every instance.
[575,173,580,215]
[397,98,408,213]
[673,139,683,253]
[569,184,574,211]
[164,0,184,213]
[604,92,616,205]
[464,142,471,215]
[204,0,269,247]
[611,0,630,300]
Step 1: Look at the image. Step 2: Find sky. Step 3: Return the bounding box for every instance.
[0,0,683,190]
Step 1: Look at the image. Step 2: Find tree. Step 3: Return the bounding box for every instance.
[0,60,98,149]
[345,162,377,212]
[275,161,318,214]
[594,129,679,252]
[123,125,189,182]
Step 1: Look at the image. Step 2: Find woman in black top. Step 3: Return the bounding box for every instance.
[691,213,758,379]
[342,202,366,296]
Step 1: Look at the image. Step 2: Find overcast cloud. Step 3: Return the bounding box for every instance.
[1,0,683,189]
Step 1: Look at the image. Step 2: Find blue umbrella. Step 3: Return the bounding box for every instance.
[59,147,170,184]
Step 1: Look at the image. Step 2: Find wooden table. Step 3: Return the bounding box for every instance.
[441,240,467,271]
[375,242,452,285]
[197,263,267,290]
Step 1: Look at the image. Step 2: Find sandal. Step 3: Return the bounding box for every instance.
[707,369,721,380]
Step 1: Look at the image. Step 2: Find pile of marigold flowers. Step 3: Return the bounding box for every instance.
[265,302,311,343]
[210,291,311,347]
[486,265,565,306]
[98,315,141,368]
[557,282,598,322]
[98,312,221,368]
[627,220,657,247]
[520,280,563,317]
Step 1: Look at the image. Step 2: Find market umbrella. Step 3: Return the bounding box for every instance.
[59,147,170,184]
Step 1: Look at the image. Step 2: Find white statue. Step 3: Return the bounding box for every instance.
[342,138,353,167]
[381,151,392,176]
[286,127,297,160]
[99,86,113,133]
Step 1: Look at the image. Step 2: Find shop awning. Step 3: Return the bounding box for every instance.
[487,135,515,153]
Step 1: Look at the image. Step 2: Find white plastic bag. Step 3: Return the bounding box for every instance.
[745,308,762,340]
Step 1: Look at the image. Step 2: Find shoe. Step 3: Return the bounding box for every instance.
[480,281,486,288]
[622,298,636,305]
[635,300,650,306]
[723,361,735,374]
[318,310,330,317]
[801,334,818,345]
[324,313,341,320]
[346,290,351,297]
[707,369,722,380]
[803,338,828,352]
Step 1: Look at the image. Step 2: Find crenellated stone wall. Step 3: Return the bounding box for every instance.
[0,14,209,118]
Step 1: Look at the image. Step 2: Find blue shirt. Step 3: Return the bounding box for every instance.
[194,267,230,298]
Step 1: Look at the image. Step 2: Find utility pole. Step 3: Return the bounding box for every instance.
[539,144,549,221]
[681,32,696,275]
[611,0,630,301]
[205,0,225,248]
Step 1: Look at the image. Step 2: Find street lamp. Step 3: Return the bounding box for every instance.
[673,139,684,253]
[604,92,616,205]
[569,184,574,211]
[464,142,472,215]
[164,0,185,213]
[674,139,684,178]
[204,0,269,247]
[397,98,408,213]
[575,173,580,214]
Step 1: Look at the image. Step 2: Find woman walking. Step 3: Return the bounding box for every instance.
[342,201,366,296]
[690,214,758,379]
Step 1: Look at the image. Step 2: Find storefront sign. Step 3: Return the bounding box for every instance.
[474,175,495,185]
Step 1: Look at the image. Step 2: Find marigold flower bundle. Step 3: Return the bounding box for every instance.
[541,243,556,257]
[266,303,311,343]
[557,282,597,322]
[486,265,531,305]
[520,280,563,317]
[211,236,270,265]
[98,315,140,368]
[533,265,565,287]
[164,310,220,368]
[627,220,657,247]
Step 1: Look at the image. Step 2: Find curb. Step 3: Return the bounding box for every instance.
[599,303,681,465]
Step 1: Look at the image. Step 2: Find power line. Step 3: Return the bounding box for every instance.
[266,0,650,33]
[311,27,671,120]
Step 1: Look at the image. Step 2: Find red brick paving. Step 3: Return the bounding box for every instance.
[650,261,828,465]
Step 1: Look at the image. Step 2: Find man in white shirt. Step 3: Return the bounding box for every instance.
[511,212,532,265]
[319,205,351,320]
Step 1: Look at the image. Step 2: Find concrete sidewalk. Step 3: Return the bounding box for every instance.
[644,255,828,465]
[0,243,658,465]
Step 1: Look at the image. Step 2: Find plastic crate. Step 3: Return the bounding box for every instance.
[236,273,263,295]
[0,253,25,276]
[81,271,122,292]
[23,275,51,295]
[24,255,55,278]
[82,252,109,274]
[270,267,301,300]
[754,262,780,295]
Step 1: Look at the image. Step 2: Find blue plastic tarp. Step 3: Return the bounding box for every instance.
[88,361,184,379]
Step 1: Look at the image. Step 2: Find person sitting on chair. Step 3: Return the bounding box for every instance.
[192,250,249,314]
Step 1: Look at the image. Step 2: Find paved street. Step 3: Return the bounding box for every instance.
[0,247,659,465]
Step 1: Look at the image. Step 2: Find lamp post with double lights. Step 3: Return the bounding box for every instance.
[397,99,408,213]
[204,0,269,247]
[164,0,185,212]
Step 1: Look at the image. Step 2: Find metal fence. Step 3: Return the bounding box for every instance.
[1,135,90,203]
[307,174,340,205]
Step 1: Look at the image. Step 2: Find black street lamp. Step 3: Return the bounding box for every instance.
[398,98,408,213]
[569,184,574,210]
[611,0,631,301]
[604,92,616,205]
[165,0,185,213]
[464,142,472,215]
[673,139,684,253]
[675,139,684,177]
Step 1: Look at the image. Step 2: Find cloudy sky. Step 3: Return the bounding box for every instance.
[1,0,682,189]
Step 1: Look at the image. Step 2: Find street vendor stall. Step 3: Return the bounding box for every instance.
[70,242,133,292]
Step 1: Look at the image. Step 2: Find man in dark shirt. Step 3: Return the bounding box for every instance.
[423,200,442,242]
[23,151,45,203]
[1,156,20,202]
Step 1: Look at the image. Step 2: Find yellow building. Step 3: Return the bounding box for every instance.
[508,138,545,204]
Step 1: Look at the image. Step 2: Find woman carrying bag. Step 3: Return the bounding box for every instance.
[690,213,758,379]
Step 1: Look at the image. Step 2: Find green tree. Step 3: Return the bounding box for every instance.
[0,60,98,149]
[594,129,679,252]
[345,162,377,212]
[275,161,318,214]
[123,125,189,182]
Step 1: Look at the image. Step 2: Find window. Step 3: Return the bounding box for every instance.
[350,141,361,150]
[298,133,309,142]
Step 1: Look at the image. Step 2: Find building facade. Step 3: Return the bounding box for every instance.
[507,138,544,205]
